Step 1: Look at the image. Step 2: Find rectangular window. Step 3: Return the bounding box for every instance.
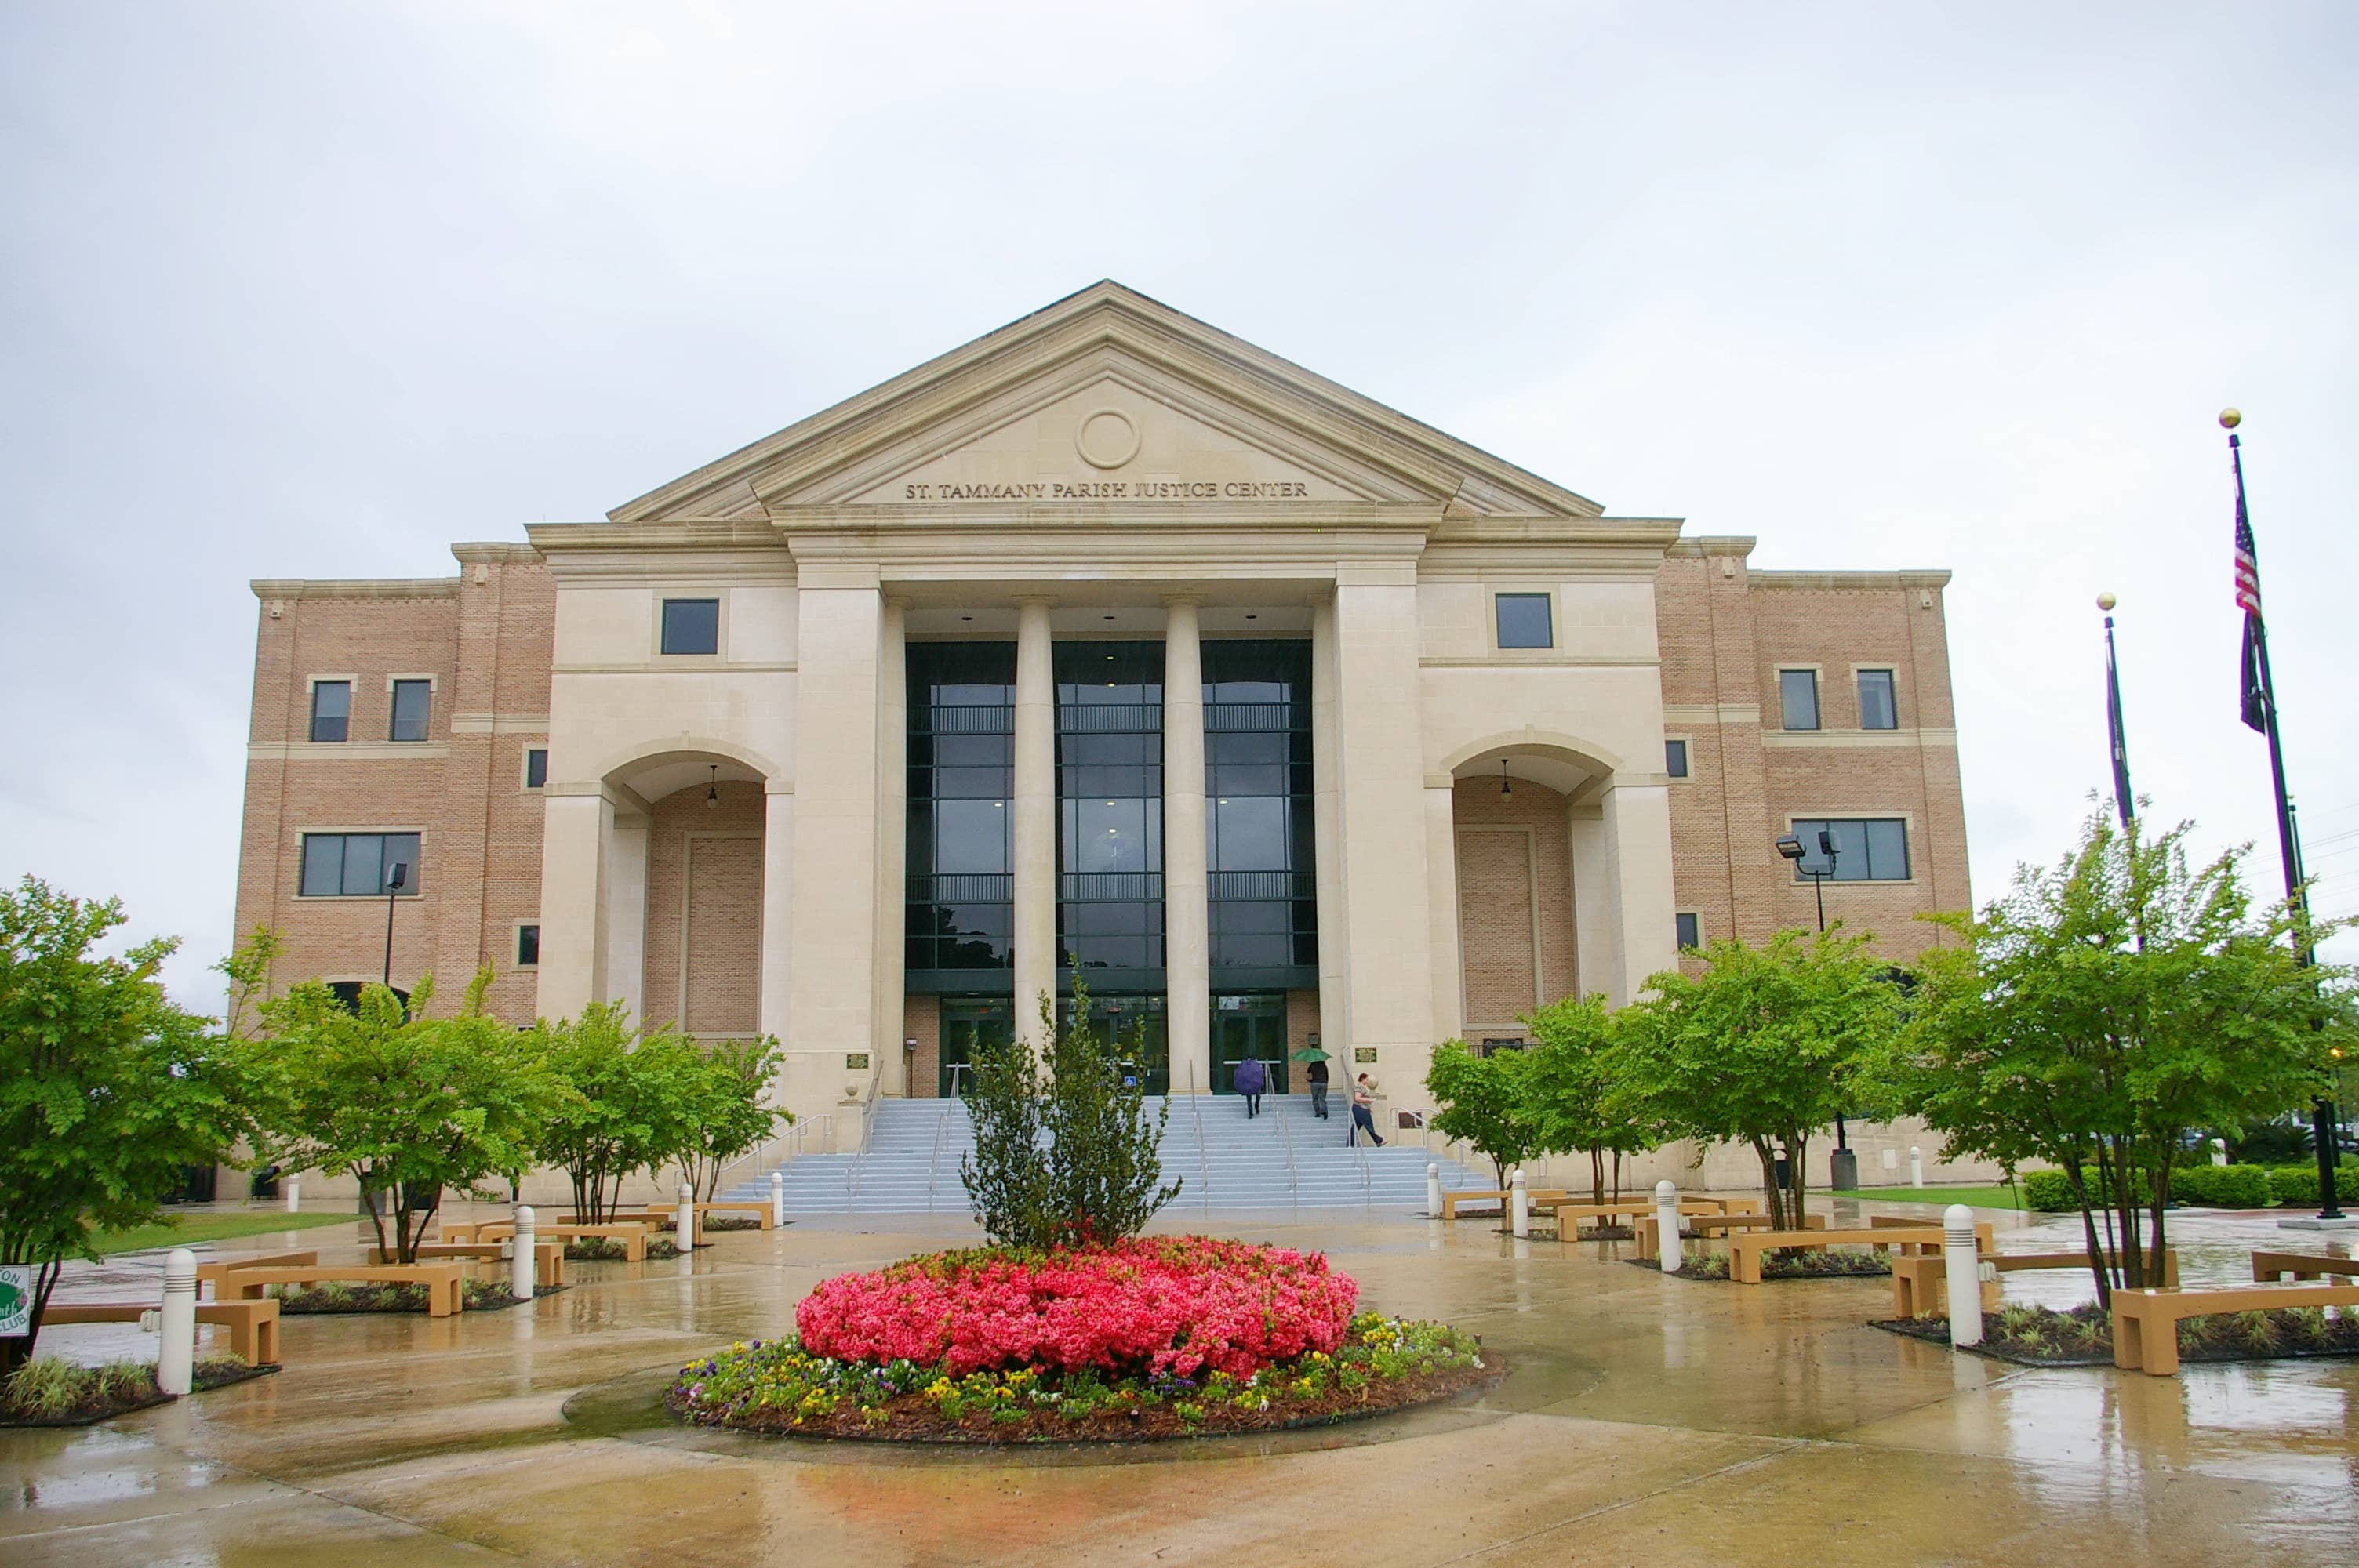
[1779,669,1820,731]
[1858,669,1898,730]
[1675,912,1701,951]
[523,747,548,789]
[389,679,431,742]
[1495,593,1554,649]
[660,597,720,655]
[1790,818,1911,882]
[1665,739,1689,779]
[308,680,350,743]
[517,924,540,967]
[298,832,422,896]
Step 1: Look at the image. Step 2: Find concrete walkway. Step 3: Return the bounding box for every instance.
[4,1197,2355,1566]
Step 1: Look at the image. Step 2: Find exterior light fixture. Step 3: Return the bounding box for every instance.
[1499,759,1511,798]
[705,764,720,809]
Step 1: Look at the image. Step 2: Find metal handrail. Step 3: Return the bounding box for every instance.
[1273,1086,1299,1199]
[926,1105,951,1214]
[1183,1068,1212,1217]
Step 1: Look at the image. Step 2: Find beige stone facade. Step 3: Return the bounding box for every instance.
[231,283,1973,1182]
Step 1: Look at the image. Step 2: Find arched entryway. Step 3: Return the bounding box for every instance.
[1445,748,1595,1044]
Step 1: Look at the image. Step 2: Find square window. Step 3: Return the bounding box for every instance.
[1665,739,1689,779]
[1858,669,1898,730]
[389,679,431,742]
[1496,593,1554,649]
[1779,669,1819,731]
[1790,818,1909,882]
[1675,912,1701,951]
[661,597,720,655]
[517,924,540,967]
[308,681,349,743]
[524,747,548,789]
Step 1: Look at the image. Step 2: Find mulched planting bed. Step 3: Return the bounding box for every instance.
[2,1357,272,1428]
[1875,1302,2359,1367]
[1629,1250,1891,1281]
[271,1279,563,1314]
[667,1314,1497,1443]
[565,1236,685,1261]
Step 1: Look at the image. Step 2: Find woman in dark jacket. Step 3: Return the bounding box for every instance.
[1232,1054,1267,1118]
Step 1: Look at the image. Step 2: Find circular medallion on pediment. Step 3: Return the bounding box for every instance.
[1074,408,1140,470]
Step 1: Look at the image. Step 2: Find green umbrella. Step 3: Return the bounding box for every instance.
[1289,1047,1331,1062]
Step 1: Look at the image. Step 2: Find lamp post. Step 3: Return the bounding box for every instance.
[382,861,408,990]
[1777,829,1856,1191]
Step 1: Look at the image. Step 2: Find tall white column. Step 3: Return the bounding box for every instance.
[1161,599,1209,1094]
[758,785,794,1043]
[874,599,908,1085]
[602,810,649,1024]
[1570,779,1679,1005]
[1423,781,1463,1042]
[1012,598,1058,1047]
[1332,574,1435,1087]
[787,583,881,1057]
[535,787,612,1021]
[1310,594,1350,1063]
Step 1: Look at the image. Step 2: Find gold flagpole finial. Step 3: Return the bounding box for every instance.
[2219,408,2242,430]
[2096,593,2117,612]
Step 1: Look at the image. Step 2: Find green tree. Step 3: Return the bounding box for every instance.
[243,966,565,1261]
[960,977,1177,1247]
[1888,809,2352,1303]
[0,880,249,1375]
[1424,1040,1550,1189]
[1525,993,1661,1203]
[1610,928,1902,1229]
[526,1003,700,1222]
[673,1036,789,1202]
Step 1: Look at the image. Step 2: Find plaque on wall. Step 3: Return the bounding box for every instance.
[845,1052,871,1070]
[1354,1047,1379,1065]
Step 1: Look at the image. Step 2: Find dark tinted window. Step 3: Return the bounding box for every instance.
[309,681,349,743]
[1496,593,1554,649]
[660,597,720,655]
[517,924,540,966]
[389,680,431,741]
[1665,739,1688,779]
[300,833,422,895]
[1790,818,1910,882]
[524,748,548,789]
[1779,669,1819,731]
[1676,912,1701,951]
[1858,670,1898,730]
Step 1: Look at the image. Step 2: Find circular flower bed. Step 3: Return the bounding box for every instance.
[667,1236,1497,1442]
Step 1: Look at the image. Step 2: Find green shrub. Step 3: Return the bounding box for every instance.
[2232,1121,2314,1164]
[2168,1163,2272,1208]
[2021,1170,2076,1211]
[2265,1163,2359,1206]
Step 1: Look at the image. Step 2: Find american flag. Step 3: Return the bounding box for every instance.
[2234,511,2262,617]
[2236,477,2269,732]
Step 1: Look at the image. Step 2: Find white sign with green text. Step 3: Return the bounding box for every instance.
[0,1265,31,1337]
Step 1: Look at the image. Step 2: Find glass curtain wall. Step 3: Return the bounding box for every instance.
[1204,641,1318,988]
[1055,641,1167,1092]
[906,644,1016,992]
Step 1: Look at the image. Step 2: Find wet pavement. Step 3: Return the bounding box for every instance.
[4,1196,2355,1566]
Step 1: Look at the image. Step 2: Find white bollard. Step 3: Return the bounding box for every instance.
[1427,1163,1444,1220]
[771,1170,786,1229]
[158,1248,197,1395]
[2211,1138,2230,1168]
[1655,1179,1682,1274]
[511,1203,536,1301]
[284,1173,300,1214]
[677,1181,696,1249]
[1910,1146,1925,1188]
[1943,1203,1983,1347]
[1510,1169,1529,1239]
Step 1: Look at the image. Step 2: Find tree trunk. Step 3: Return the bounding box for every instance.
[1754,1140,1787,1230]
[1790,1134,1809,1228]
[1590,1149,1605,1205]
[359,1178,392,1260]
[2066,1165,2113,1308]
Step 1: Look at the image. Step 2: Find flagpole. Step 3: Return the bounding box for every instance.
[2099,593,2132,828]
[2226,408,2346,1225]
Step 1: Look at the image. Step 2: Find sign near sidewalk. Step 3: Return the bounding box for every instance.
[0,1264,31,1336]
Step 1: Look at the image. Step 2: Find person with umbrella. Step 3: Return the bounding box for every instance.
[1296,1047,1331,1120]
[1231,1052,1267,1117]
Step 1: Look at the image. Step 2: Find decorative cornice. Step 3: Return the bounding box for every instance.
[1748,568,1953,592]
[248,742,451,761]
[449,542,543,565]
[1759,728,1958,750]
[250,578,459,601]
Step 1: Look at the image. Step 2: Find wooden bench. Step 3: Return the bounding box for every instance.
[2114,1281,2359,1375]
[1890,1248,2180,1318]
[2252,1250,2359,1283]
[1438,1187,1570,1220]
[1867,1214,1996,1256]
[40,1299,282,1365]
[457,1221,652,1261]
[1634,1210,1825,1261]
[195,1252,319,1300]
[220,1262,466,1318]
[1728,1226,1947,1284]
[369,1241,566,1289]
[584,1201,776,1232]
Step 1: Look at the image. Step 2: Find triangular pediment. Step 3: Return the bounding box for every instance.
[609,281,1602,521]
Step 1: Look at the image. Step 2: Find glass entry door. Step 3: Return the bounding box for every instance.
[940,998,1015,1098]
[1058,993,1169,1095]
[1212,992,1289,1094]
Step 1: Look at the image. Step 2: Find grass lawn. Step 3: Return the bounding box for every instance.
[1830,1184,2028,1210]
[91,1209,365,1255]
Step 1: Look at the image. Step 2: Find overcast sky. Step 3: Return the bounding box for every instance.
[4,2,2354,1005]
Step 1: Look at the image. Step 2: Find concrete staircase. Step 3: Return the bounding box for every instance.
[724,1094,1490,1217]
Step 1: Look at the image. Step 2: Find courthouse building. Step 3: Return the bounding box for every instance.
[234,282,1970,1140]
